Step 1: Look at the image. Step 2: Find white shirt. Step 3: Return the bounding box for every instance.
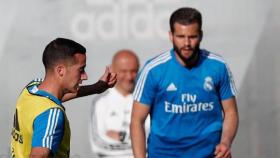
[90,88,150,157]
[95,88,133,144]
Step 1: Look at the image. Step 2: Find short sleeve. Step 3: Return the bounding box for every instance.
[32,108,64,153]
[133,64,157,106]
[219,63,237,100]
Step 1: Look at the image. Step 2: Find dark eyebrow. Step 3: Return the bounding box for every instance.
[175,34,186,37]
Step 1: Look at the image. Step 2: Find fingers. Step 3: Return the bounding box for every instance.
[214,143,231,158]
[100,66,112,81]
[109,73,117,82]
[105,66,109,71]
[98,66,117,87]
[99,66,109,82]
[215,150,231,158]
[108,72,117,87]
[104,66,110,76]
[106,65,117,87]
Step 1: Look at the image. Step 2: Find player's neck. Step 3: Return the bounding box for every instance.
[38,77,63,100]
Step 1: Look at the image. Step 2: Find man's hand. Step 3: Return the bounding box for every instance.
[99,66,117,88]
[215,97,238,158]
[214,143,231,158]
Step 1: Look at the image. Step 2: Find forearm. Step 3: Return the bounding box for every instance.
[220,109,239,146]
[130,120,146,158]
[29,147,50,158]
[106,130,125,142]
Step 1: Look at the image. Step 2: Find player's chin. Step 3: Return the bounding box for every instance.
[71,85,80,93]
[76,84,81,91]
[181,49,193,56]
[184,50,195,58]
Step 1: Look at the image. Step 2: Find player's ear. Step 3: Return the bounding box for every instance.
[199,30,203,41]
[55,64,66,78]
[169,31,174,43]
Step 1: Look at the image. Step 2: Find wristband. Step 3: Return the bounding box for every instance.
[77,80,109,97]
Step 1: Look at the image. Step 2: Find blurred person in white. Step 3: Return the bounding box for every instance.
[90,50,149,158]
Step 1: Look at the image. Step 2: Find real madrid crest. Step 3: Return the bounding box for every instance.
[203,76,214,91]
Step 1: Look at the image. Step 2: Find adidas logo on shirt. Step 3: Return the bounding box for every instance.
[166,83,177,91]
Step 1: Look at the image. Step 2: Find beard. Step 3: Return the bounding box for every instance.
[173,43,200,66]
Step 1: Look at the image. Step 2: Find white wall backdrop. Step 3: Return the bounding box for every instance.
[0,0,279,157]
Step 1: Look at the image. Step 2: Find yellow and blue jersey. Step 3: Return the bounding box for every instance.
[133,49,236,158]
[11,80,70,158]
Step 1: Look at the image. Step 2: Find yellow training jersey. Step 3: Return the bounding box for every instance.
[11,81,71,158]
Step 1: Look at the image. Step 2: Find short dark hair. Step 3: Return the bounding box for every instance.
[169,7,202,33]
[42,38,86,69]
